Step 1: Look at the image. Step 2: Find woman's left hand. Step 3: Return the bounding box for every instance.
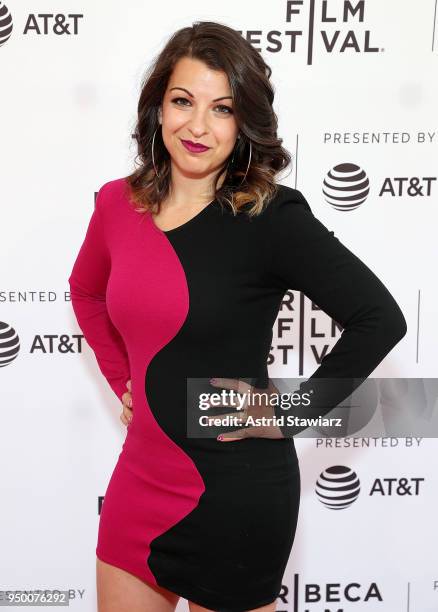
[120,379,133,427]
[207,377,285,441]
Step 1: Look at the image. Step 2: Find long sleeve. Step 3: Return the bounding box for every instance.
[268,188,407,437]
[68,183,131,402]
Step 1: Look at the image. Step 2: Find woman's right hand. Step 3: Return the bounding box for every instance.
[120,379,133,427]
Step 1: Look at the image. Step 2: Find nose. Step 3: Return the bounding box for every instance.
[187,107,209,138]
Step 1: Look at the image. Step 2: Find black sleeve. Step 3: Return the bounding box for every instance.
[267,188,407,437]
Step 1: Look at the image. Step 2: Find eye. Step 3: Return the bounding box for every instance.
[215,105,233,115]
[170,97,233,115]
[171,96,191,106]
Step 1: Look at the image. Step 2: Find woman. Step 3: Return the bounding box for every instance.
[68,21,407,612]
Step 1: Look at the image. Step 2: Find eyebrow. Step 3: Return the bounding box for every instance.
[169,87,233,102]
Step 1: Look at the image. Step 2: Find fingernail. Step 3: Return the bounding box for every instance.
[128,398,132,408]
[217,435,223,441]
[210,378,218,385]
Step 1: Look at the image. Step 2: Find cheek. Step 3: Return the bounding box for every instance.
[215,122,239,147]
[215,135,237,158]
[162,109,186,136]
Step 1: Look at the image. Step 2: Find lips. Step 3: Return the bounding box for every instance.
[181,139,210,153]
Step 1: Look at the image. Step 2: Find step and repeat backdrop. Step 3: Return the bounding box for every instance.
[1,1,437,610]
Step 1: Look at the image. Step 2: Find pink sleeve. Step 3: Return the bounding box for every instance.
[68,183,131,402]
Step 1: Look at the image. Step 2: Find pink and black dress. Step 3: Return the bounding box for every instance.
[68,177,406,611]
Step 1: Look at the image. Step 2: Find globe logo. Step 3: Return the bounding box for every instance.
[0,2,13,48]
[0,321,20,367]
[323,163,370,211]
[316,465,361,509]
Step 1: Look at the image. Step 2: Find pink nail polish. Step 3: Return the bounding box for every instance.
[210,378,217,384]
[217,435,223,441]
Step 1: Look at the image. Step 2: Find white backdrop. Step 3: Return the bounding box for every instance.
[1,1,437,610]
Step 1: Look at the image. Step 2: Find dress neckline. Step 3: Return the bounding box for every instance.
[148,199,217,235]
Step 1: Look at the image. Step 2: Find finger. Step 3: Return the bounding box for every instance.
[243,425,284,439]
[220,425,264,440]
[122,391,133,408]
[203,396,246,411]
[210,378,252,393]
[206,410,248,424]
[122,405,133,420]
[126,379,132,392]
[218,428,247,441]
[120,413,130,427]
[203,397,246,411]
[239,425,261,438]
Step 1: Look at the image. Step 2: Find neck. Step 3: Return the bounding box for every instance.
[165,162,227,208]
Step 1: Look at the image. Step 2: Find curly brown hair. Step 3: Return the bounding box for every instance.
[125,20,292,218]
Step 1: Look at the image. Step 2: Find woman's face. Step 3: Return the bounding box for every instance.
[159,56,239,179]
